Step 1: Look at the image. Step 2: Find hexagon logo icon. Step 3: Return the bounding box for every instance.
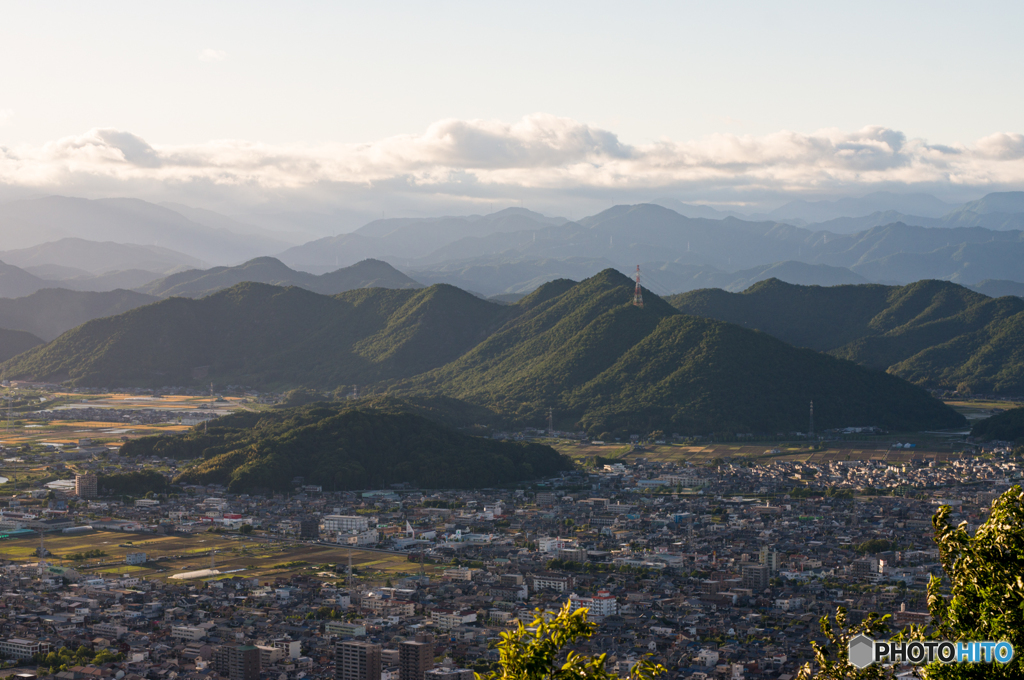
[848,634,875,669]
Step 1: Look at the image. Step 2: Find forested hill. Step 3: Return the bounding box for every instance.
[667,278,1024,395]
[405,269,964,434]
[121,403,572,492]
[1,271,965,435]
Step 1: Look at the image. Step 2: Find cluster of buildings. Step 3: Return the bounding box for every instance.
[0,443,1019,680]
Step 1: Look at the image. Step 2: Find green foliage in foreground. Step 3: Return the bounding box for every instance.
[924,486,1024,679]
[797,608,892,680]
[970,407,1024,442]
[479,602,665,680]
[121,402,572,492]
[800,486,1024,678]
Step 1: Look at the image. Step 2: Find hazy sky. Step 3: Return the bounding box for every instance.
[1,1,1022,216]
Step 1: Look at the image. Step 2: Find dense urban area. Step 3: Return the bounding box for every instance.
[0,387,1020,680]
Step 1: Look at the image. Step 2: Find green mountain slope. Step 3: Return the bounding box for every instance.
[121,402,572,492]
[667,279,1024,394]
[0,272,964,434]
[0,288,158,341]
[407,270,963,434]
[2,282,510,388]
[0,328,44,362]
[971,407,1024,442]
[138,257,422,298]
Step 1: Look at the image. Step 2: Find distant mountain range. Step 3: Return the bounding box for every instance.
[1,271,964,435]
[0,197,294,264]
[4,191,1024,303]
[278,207,567,271]
[668,278,1024,395]
[138,257,422,298]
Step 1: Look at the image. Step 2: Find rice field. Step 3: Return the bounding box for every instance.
[0,530,438,585]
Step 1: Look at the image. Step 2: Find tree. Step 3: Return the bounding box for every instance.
[477,602,664,680]
[796,607,893,680]
[797,486,1024,679]
[924,485,1024,679]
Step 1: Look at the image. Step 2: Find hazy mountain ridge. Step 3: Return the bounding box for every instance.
[0,288,158,341]
[0,197,291,264]
[0,328,44,362]
[138,257,422,298]
[278,208,565,270]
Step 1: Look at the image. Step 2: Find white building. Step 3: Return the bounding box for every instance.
[171,625,207,642]
[0,638,51,660]
[125,552,147,565]
[697,649,720,667]
[324,515,369,532]
[537,537,572,553]
[431,609,477,630]
[569,590,618,619]
[340,529,378,546]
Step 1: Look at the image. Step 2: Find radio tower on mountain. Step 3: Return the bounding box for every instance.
[632,265,644,308]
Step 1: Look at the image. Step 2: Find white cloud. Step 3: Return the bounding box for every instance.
[1,115,1023,209]
[198,48,226,62]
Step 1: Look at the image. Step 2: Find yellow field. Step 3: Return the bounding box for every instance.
[0,530,438,584]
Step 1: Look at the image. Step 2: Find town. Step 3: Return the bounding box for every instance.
[1,421,1020,680]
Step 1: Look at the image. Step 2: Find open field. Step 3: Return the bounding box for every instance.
[0,390,258,452]
[945,399,1024,421]
[557,440,969,466]
[0,530,439,585]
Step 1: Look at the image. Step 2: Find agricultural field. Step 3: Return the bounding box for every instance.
[945,399,1023,422]
[0,530,439,585]
[556,439,968,467]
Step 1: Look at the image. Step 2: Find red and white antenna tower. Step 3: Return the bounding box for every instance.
[632,265,644,308]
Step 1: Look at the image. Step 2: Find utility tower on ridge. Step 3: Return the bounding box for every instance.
[809,401,814,438]
[633,265,644,308]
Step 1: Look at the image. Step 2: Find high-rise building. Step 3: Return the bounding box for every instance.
[336,640,382,680]
[399,638,433,680]
[759,546,781,574]
[742,564,770,591]
[212,644,260,680]
[74,474,97,499]
[300,517,320,540]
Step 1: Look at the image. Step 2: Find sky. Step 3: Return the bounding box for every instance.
[1,1,1023,221]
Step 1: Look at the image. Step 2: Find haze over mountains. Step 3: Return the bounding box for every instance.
[2,191,1024,300]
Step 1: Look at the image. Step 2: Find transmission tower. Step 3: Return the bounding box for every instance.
[632,265,644,308]
[809,401,815,438]
[547,408,553,436]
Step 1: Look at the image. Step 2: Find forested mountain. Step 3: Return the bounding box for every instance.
[0,328,44,362]
[0,288,158,341]
[2,282,509,387]
[667,278,1024,394]
[971,407,1024,442]
[0,271,964,435]
[122,402,572,492]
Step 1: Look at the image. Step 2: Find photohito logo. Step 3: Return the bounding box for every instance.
[848,635,1014,668]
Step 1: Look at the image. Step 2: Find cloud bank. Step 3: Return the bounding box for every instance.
[2,114,1023,211]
